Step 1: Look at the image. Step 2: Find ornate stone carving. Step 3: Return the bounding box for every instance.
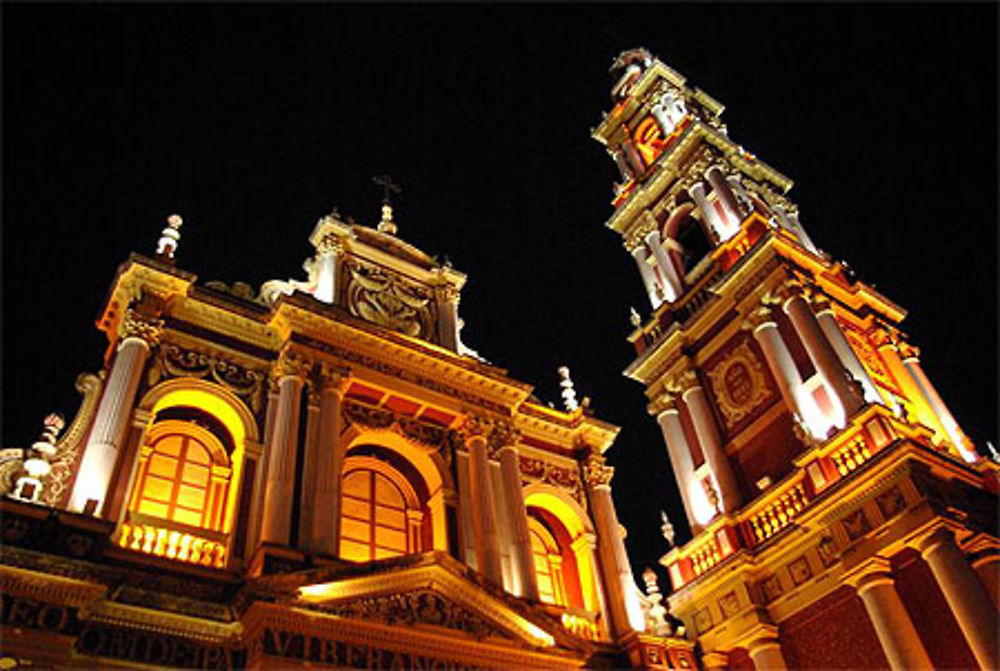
[517,455,586,506]
[647,392,677,417]
[341,399,453,466]
[148,344,266,414]
[705,340,772,428]
[740,304,775,332]
[667,369,699,394]
[582,454,614,488]
[460,414,492,442]
[311,590,509,641]
[486,420,520,458]
[345,260,434,338]
[274,350,312,381]
[118,309,164,346]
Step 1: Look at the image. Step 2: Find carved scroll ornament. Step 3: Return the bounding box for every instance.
[346,260,434,339]
[341,399,454,466]
[148,344,266,414]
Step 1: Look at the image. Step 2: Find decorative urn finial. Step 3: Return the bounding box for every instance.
[156,213,183,259]
[558,365,579,412]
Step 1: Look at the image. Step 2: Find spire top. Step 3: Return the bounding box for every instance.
[156,213,183,260]
[373,175,401,235]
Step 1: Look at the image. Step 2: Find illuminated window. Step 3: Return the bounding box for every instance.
[130,421,230,531]
[339,460,422,563]
[530,517,566,606]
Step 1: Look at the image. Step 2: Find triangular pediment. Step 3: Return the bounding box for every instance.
[247,552,589,653]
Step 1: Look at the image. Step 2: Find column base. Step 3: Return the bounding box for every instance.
[247,543,308,577]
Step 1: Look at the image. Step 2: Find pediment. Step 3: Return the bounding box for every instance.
[250,552,587,652]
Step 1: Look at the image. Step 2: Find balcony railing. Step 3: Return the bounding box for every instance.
[117,513,228,569]
[560,608,601,642]
[665,405,916,590]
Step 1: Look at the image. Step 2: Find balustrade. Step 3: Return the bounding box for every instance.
[117,519,227,569]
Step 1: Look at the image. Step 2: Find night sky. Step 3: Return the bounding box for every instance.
[4,5,997,586]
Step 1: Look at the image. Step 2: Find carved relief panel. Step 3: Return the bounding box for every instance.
[344,260,436,339]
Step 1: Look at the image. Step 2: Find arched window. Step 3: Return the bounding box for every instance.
[530,517,567,606]
[130,420,230,532]
[527,508,585,610]
[339,456,424,562]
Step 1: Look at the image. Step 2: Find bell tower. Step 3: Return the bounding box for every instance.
[593,48,998,670]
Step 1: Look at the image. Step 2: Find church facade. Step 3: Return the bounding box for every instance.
[1,48,996,670]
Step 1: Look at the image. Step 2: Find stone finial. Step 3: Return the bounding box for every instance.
[14,413,66,503]
[156,214,183,259]
[641,566,673,636]
[558,366,579,412]
[373,175,401,235]
[660,510,675,547]
[629,306,642,328]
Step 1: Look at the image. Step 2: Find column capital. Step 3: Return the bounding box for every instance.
[314,363,351,392]
[700,651,730,671]
[842,556,894,592]
[668,369,700,395]
[314,231,346,256]
[741,304,777,332]
[913,525,959,559]
[766,278,806,309]
[488,419,520,458]
[117,309,164,348]
[461,414,491,449]
[810,292,835,315]
[741,622,781,652]
[273,350,311,381]
[434,282,461,305]
[897,341,921,361]
[649,392,678,417]
[582,454,614,488]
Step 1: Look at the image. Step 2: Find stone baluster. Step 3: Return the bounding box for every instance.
[583,453,644,639]
[260,353,307,546]
[70,309,162,515]
[465,416,503,586]
[311,366,350,557]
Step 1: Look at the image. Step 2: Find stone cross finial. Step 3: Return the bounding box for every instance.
[373,175,401,235]
[558,366,579,412]
[156,214,183,259]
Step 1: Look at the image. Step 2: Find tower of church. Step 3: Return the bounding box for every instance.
[592,48,999,669]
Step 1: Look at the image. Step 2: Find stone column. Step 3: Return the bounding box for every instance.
[70,310,161,515]
[688,182,725,243]
[260,355,306,546]
[612,149,633,182]
[621,137,645,175]
[705,166,742,235]
[312,236,344,304]
[644,225,682,302]
[465,417,503,586]
[811,296,882,407]
[497,438,539,600]
[311,366,349,557]
[631,245,663,309]
[746,629,788,670]
[743,304,805,418]
[872,331,940,432]
[246,381,280,555]
[781,284,863,421]
[654,394,701,531]
[917,528,998,669]
[900,345,976,462]
[845,558,933,670]
[297,388,321,551]
[968,548,1000,610]
[677,372,741,514]
[583,454,644,639]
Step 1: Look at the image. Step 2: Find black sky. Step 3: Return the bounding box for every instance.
[4,4,997,585]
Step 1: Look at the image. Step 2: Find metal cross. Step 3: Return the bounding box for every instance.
[373,175,402,205]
